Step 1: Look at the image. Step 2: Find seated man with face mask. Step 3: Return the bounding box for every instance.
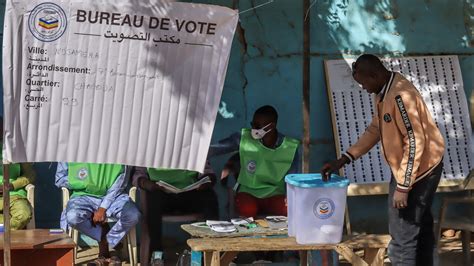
[209,105,300,217]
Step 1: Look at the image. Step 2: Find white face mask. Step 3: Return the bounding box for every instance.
[251,123,272,140]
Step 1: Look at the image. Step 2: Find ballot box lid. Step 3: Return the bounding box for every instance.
[285,174,349,188]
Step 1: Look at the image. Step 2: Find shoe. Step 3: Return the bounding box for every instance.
[87,256,109,266]
[151,251,164,266]
[442,229,455,238]
[151,258,164,266]
[108,256,122,266]
[252,260,272,265]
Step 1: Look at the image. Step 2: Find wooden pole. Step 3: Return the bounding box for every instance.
[3,163,11,266]
[302,0,311,173]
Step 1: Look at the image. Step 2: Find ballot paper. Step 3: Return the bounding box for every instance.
[265,216,287,230]
[190,222,208,228]
[230,217,254,226]
[156,176,211,194]
[206,220,236,233]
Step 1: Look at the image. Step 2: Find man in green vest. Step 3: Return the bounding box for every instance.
[209,105,301,217]
[56,162,140,264]
[0,117,36,230]
[132,163,218,266]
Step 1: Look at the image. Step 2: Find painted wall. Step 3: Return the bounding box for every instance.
[308,0,474,232]
[208,0,474,232]
[0,0,472,234]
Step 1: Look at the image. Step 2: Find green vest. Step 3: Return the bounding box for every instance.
[148,168,198,189]
[0,147,26,198]
[238,128,299,198]
[68,163,124,197]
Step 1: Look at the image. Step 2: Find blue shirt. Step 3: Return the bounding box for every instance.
[55,162,128,210]
[209,131,301,174]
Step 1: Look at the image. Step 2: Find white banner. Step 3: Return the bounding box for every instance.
[3,0,238,172]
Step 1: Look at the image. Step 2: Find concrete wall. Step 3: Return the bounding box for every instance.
[0,0,472,233]
[208,0,474,232]
[307,0,474,232]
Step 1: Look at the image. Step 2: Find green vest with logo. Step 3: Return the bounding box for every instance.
[68,163,123,197]
[238,128,299,198]
[148,168,198,189]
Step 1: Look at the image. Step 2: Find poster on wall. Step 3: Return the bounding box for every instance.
[325,56,473,185]
[3,0,238,172]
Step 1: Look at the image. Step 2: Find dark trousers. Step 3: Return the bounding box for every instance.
[388,162,443,266]
[139,188,219,266]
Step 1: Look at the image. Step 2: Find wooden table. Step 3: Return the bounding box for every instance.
[0,229,76,266]
[187,234,390,266]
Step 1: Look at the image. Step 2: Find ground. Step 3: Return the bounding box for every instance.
[75,233,473,265]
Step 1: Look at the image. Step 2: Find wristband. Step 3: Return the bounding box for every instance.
[340,154,351,165]
[395,186,410,193]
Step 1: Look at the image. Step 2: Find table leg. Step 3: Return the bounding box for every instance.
[335,245,368,266]
[299,250,308,266]
[220,251,238,265]
[462,230,472,266]
[364,248,385,266]
[57,249,74,266]
[211,251,220,266]
[204,252,213,266]
[191,251,203,266]
[364,248,377,263]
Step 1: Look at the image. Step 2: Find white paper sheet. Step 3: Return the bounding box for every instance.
[3,0,238,172]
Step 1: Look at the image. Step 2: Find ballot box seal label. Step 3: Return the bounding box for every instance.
[313,198,335,219]
[28,2,68,42]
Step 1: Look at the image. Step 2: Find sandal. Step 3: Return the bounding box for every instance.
[87,256,109,266]
[108,256,122,266]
